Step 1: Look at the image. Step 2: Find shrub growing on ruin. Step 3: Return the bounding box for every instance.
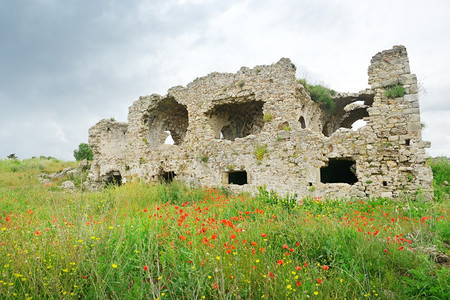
[298,79,336,112]
[254,144,268,161]
[263,113,274,122]
[384,84,405,99]
[73,143,93,161]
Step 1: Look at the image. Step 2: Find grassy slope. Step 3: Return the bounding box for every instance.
[0,158,448,299]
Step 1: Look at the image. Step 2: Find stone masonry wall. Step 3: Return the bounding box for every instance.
[88,46,433,200]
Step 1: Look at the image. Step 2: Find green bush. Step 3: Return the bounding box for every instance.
[384,84,405,99]
[298,79,335,112]
[74,143,93,161]
[263,113,274,122]
[254,144,268,161]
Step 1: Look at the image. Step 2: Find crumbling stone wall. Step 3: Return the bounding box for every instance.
[88,46,433,200]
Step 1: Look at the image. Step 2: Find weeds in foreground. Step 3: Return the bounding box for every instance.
[0,158,448,299]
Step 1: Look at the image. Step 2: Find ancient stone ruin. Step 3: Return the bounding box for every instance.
[88,45,433,200]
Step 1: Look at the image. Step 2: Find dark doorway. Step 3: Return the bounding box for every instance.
[228,171,247,185]
[104,171,122,186]
[320,159,357,184]
[160,171,176,183]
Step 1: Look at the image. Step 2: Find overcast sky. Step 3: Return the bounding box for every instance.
[1,0,449,161]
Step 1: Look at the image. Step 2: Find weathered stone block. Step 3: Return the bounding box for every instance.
[400,74,417,85]
[403,94,419,103]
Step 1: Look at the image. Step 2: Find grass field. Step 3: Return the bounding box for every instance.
[0,157,448,299]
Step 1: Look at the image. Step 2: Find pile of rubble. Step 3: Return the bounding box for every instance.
[38,159,92,190]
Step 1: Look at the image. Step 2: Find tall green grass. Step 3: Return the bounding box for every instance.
[0,158,448,299]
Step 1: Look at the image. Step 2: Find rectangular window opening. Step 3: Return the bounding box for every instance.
[228,171,248,185]
[405,139,411,146]
[320,159,358,185]
[383,181,388,187]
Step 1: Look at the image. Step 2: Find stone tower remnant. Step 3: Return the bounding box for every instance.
[88,46,433,200]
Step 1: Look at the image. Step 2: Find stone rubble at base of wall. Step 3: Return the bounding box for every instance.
[88,45,433,200]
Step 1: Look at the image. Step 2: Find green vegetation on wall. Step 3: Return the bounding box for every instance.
[298,79,336,113]
[384,84,406,99]
[254,144,268,161]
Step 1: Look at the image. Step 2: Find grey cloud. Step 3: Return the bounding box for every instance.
[1,0,449,160]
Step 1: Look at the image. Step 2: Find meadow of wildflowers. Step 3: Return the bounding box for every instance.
[0,157,448,299]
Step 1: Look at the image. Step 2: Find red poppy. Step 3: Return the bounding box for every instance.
[323,265,329,270]
[179,235,186,240]
[296,266,302,271]
[277,259,284,265]
[143,265,148,271]
[296,281,301,287]
[317,278,322,284]
[261,233,267,237]
[230,234,236,239]
[282,244,288,249]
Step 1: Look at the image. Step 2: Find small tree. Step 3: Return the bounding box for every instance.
[74,143,93,161]
[7,153,17,159]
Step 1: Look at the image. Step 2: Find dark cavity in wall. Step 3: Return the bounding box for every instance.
[146,97,188,148]
[160,171,176,183]
[322,94,374,137]
[103,171,122,186]
[207,99,264,141]
[228,171,248,185]
[320,159,357,184]
[299,116,306,129]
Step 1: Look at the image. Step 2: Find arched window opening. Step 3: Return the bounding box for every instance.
[299,116,306,129]
[146,97,188,148]
[321,93,374,137]
[322,108,369,137]
[207,100,264,141]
